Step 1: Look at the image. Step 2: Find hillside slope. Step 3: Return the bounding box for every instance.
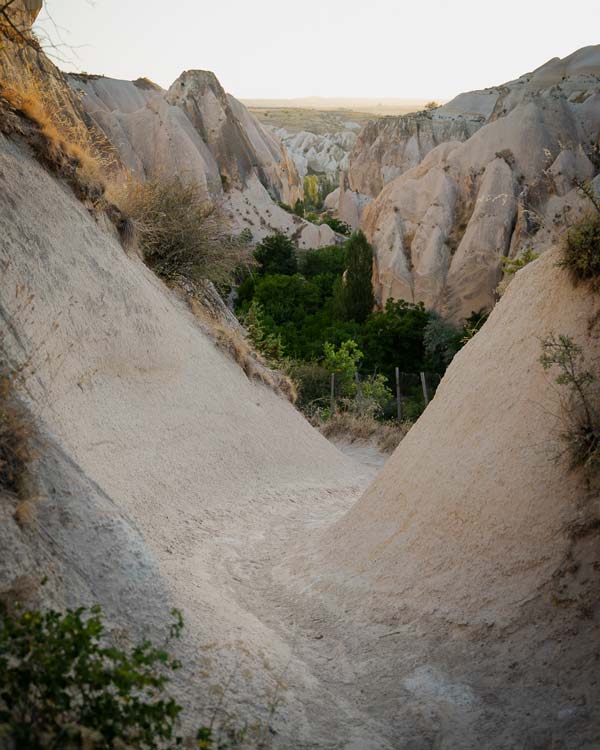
[279,248,600,747]
[0,129,375,744]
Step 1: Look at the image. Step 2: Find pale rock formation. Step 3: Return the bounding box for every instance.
[348,112,482,197]
[70,72,334,247]
[9,0,42,28]
[281,248,600,746]
[361,46,600,319]
[273,128,358,180]
[332,171,373,230]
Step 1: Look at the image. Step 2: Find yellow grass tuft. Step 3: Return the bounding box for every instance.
[318,411,411,454]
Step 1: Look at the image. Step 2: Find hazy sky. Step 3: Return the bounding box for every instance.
[37,0,600,100]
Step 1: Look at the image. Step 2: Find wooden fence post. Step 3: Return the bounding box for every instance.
[395,367,402,423]
[420,371,430,406]
[330,372,335,414]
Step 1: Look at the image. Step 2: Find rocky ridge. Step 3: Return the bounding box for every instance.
[353,46,600,319]
[271,127,358,180]
[69,72,336,248]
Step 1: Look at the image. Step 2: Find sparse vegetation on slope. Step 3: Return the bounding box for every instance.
[540,333,600,473]
[0,604,260,750]
[112,177,250,286]
[0,75,113,198]
[0,365,34,503]
[560,197,600,287]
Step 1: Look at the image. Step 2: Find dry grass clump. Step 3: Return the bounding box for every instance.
[0,78,111,197]
[0,364,36,512]
[111,177,250,286]
[188,297,297,403]
[319,412,411,454]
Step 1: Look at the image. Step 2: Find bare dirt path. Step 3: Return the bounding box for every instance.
[220,438,396,749]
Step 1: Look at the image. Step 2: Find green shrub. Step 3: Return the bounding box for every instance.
[0,605,180,748]
[501,247,539,275]
[284,361,331,411]
[560,212,600,285]
[0,605,258,750]
[253,234,297,276]
[540,333,600,471]
[333,231,374,323]
[300,245,346,279]
[320,217,351,236]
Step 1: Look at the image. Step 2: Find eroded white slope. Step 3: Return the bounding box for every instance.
[0,133,372,745]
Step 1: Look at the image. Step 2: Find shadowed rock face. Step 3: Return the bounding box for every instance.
[357,46,600,320]
[9,0,43,28]
[349,113,483,197]
[166,70,301,205]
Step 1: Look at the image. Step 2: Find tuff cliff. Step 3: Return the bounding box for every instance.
[350,46,600,320]
[69,71,336,248]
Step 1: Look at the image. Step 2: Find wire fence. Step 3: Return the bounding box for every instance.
[290,363,442,422]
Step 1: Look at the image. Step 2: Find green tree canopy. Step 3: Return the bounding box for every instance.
[362,299,431,379]
[334,230,374,323]
[253,233,298,276]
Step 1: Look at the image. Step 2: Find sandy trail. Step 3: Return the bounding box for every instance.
[211,439,395,749]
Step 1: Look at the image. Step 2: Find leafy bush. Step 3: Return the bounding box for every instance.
[560,212,600,286]
[284,361,331,412]
[0,604,273,750]
[320,217,351,236]
[540,333,600,471]
[424,315,461,373]
[323,340,362,395]
[361,299,430,380]
[501,247,540,275]
[243,300,285,361]
[0,605,184,749]
[115,177,247,286]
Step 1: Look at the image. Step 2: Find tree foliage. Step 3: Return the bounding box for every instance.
[0,605,189,749]
[334,231,374,323]
[253,233,298,276]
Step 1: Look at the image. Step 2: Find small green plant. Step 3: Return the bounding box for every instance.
[558,180,600,285]
[0,604,184,749]
[540,333,599,471]
[460,309,489,345]
[0,604,256,750]
[243,300,285,361]
[323,340,362,394]
[501,247,540,275]
[320,217,351,236]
